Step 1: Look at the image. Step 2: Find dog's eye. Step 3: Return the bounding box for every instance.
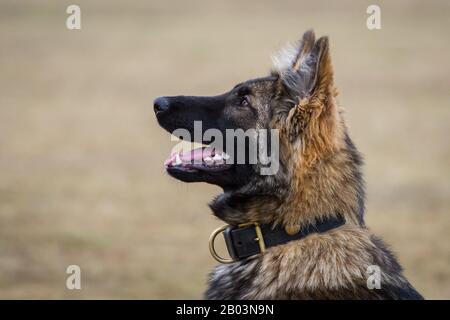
[240,97,250,107]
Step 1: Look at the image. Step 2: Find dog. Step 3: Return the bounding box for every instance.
[153,30,423,299]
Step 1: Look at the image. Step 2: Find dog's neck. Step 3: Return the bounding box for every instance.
[210,138,365,228]
[280,140,365,228]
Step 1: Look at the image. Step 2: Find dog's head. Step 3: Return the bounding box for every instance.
[154,30,362,225]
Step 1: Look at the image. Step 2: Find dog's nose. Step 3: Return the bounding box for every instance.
[153,97,170,115]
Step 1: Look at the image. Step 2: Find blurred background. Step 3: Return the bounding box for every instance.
[0,0,449,299]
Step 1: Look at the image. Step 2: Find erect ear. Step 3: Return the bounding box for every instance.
[272,30,333,100]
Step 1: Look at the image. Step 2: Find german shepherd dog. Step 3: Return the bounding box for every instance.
[153,30,423,299]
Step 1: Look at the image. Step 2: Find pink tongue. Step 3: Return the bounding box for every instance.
[164,147,215,166]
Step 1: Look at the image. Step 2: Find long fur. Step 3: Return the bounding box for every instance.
[205,30,423,300]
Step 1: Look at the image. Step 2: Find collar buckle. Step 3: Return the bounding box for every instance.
[208,222,266,264]
[238,222,266,253]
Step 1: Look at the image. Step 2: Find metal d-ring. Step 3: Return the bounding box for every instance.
[208,225,235,264]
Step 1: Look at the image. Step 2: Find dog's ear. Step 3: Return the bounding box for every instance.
[273,31,339,158]
[272,29,334,101]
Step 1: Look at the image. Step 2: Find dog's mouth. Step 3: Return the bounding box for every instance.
[164,146,233,174]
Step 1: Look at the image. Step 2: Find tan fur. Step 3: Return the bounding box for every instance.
[246,226,387,299]
[204,30,422,299]
[238,33,360,228]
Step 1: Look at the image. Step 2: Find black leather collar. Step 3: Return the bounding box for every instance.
[222,215,346,261]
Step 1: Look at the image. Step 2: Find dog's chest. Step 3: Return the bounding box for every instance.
[205,259,261,300]
[205,230,372,299]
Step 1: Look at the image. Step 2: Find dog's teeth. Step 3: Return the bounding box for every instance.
[174,154,182,165]
[204,156,214,165]
[213,154,224,165]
